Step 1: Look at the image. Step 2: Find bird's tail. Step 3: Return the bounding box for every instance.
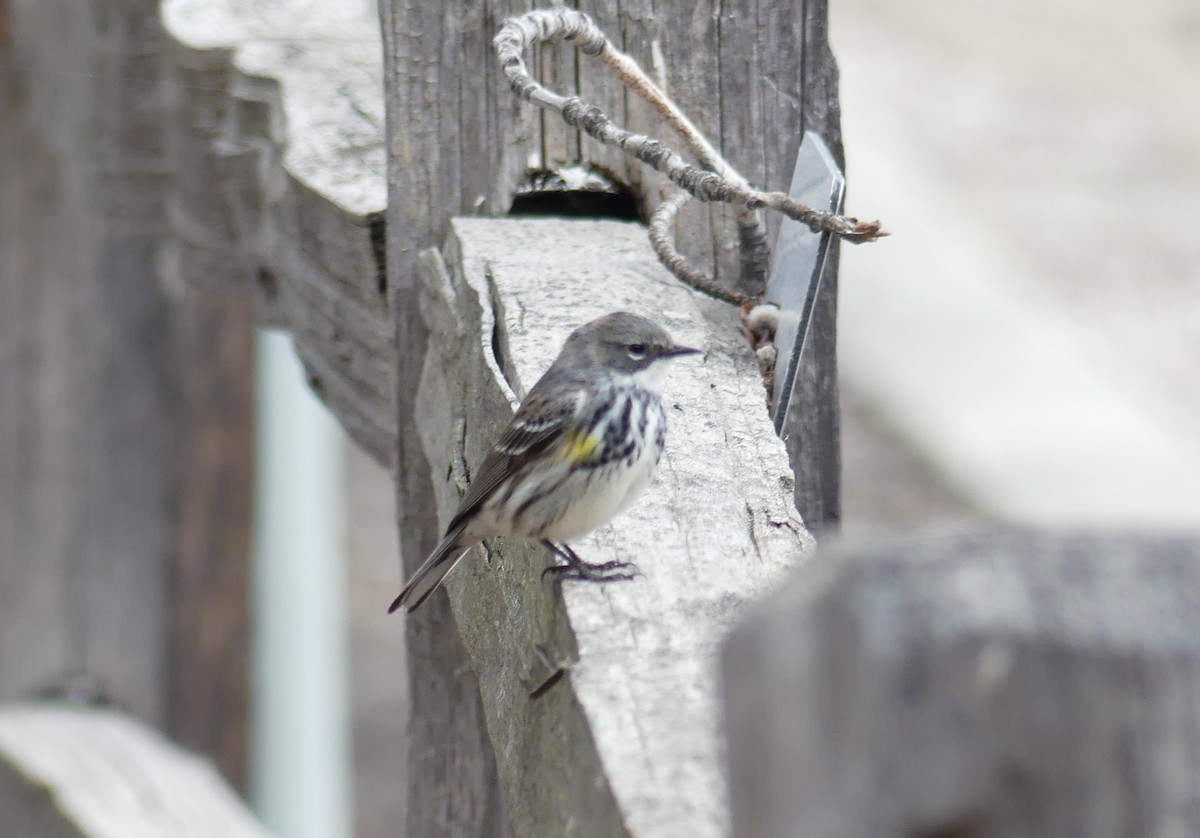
[388,528,473,614]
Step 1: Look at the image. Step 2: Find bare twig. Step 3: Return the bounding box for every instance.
[495,7,772,299]
[494,8,886,305]
[548,94,884,242]
[649,190,751,306]
[577,10,770,293]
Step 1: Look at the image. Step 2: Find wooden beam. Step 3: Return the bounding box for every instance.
[1,0,256,787]
[0,704,270,837]
[160,0,393,466]
[724,530,1200,837]
[169,292,254,790]
[0,0,175,726]
[417,217,810,836]
[378,2,844,831]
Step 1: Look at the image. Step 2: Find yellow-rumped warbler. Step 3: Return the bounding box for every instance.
[389,311,701,613]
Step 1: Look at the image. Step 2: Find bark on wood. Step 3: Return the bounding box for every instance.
[723,529,1200,838]
[0,704,270,837]
[416,217,810,837]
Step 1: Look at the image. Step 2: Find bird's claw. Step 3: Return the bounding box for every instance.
[541,561,641,584]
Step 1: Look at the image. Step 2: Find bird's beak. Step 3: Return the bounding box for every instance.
[663,344,702,359]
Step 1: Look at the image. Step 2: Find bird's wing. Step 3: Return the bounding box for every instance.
[445,385,583,534]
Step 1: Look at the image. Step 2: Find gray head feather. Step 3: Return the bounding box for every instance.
[559,312,700,375]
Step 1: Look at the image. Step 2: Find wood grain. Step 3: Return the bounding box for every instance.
[724,530,1200,837]
[169,292,254,791]
[2,0,261,789]
[418,218,811,837]
[161,0,393,466]
[0,0,175,726]
[377,2,844,833]
[0,704,270,837]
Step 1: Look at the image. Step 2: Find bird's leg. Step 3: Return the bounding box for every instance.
[540,541,639,582]
[554,542,630,573]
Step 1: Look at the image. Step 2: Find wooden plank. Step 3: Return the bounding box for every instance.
[377,2,845,832]
[573,0,627,184]
[631,0,737,290]
[417,217,811,837]
[162,0,401,799]
[789,0,844,533]
[0,23,75,711]
[724,530,1200,837]
[2,0,257,788]
[0,0,175,726]
[382,2,521,835]
[160,0,393,466]
[0,704,271,837]
[169,293,254,791]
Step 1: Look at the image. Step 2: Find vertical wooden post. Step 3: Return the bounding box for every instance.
[0,0,176,725]
[378,0,843,832]
[379,3,514,832]
[169,294,254,790]
[160,0,396,789]
[0,0,252,787]
[724,531,1200,837]
[787,0,844,534]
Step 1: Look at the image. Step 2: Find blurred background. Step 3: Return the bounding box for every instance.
[3,0,1196,834]
[835,0,1200,533]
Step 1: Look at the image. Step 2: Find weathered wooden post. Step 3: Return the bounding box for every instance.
[0,0,252,786]
[412,216,809,836]
[724,530,1200,837]
[379,1,844,833]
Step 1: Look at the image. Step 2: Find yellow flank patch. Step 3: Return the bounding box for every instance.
[561,428,601,464]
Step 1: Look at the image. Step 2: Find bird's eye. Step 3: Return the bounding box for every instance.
[627,344,648,360]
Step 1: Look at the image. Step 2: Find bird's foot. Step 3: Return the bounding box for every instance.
[541,562,640,583]
[540,541,641,584]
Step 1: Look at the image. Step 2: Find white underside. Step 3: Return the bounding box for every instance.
[470,391,666,543]
[538,434,661,541]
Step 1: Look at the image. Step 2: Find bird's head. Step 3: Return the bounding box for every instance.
[566,311,701,388]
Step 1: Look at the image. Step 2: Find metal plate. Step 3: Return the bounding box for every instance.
[764,132,845,432]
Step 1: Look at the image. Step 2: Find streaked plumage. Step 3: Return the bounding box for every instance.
[389,311,700,613]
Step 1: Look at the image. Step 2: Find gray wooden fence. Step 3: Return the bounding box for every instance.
[724,530,1200,838]
[4,0,1194,836]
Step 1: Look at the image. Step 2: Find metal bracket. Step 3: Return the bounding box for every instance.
[765,131,845,433]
